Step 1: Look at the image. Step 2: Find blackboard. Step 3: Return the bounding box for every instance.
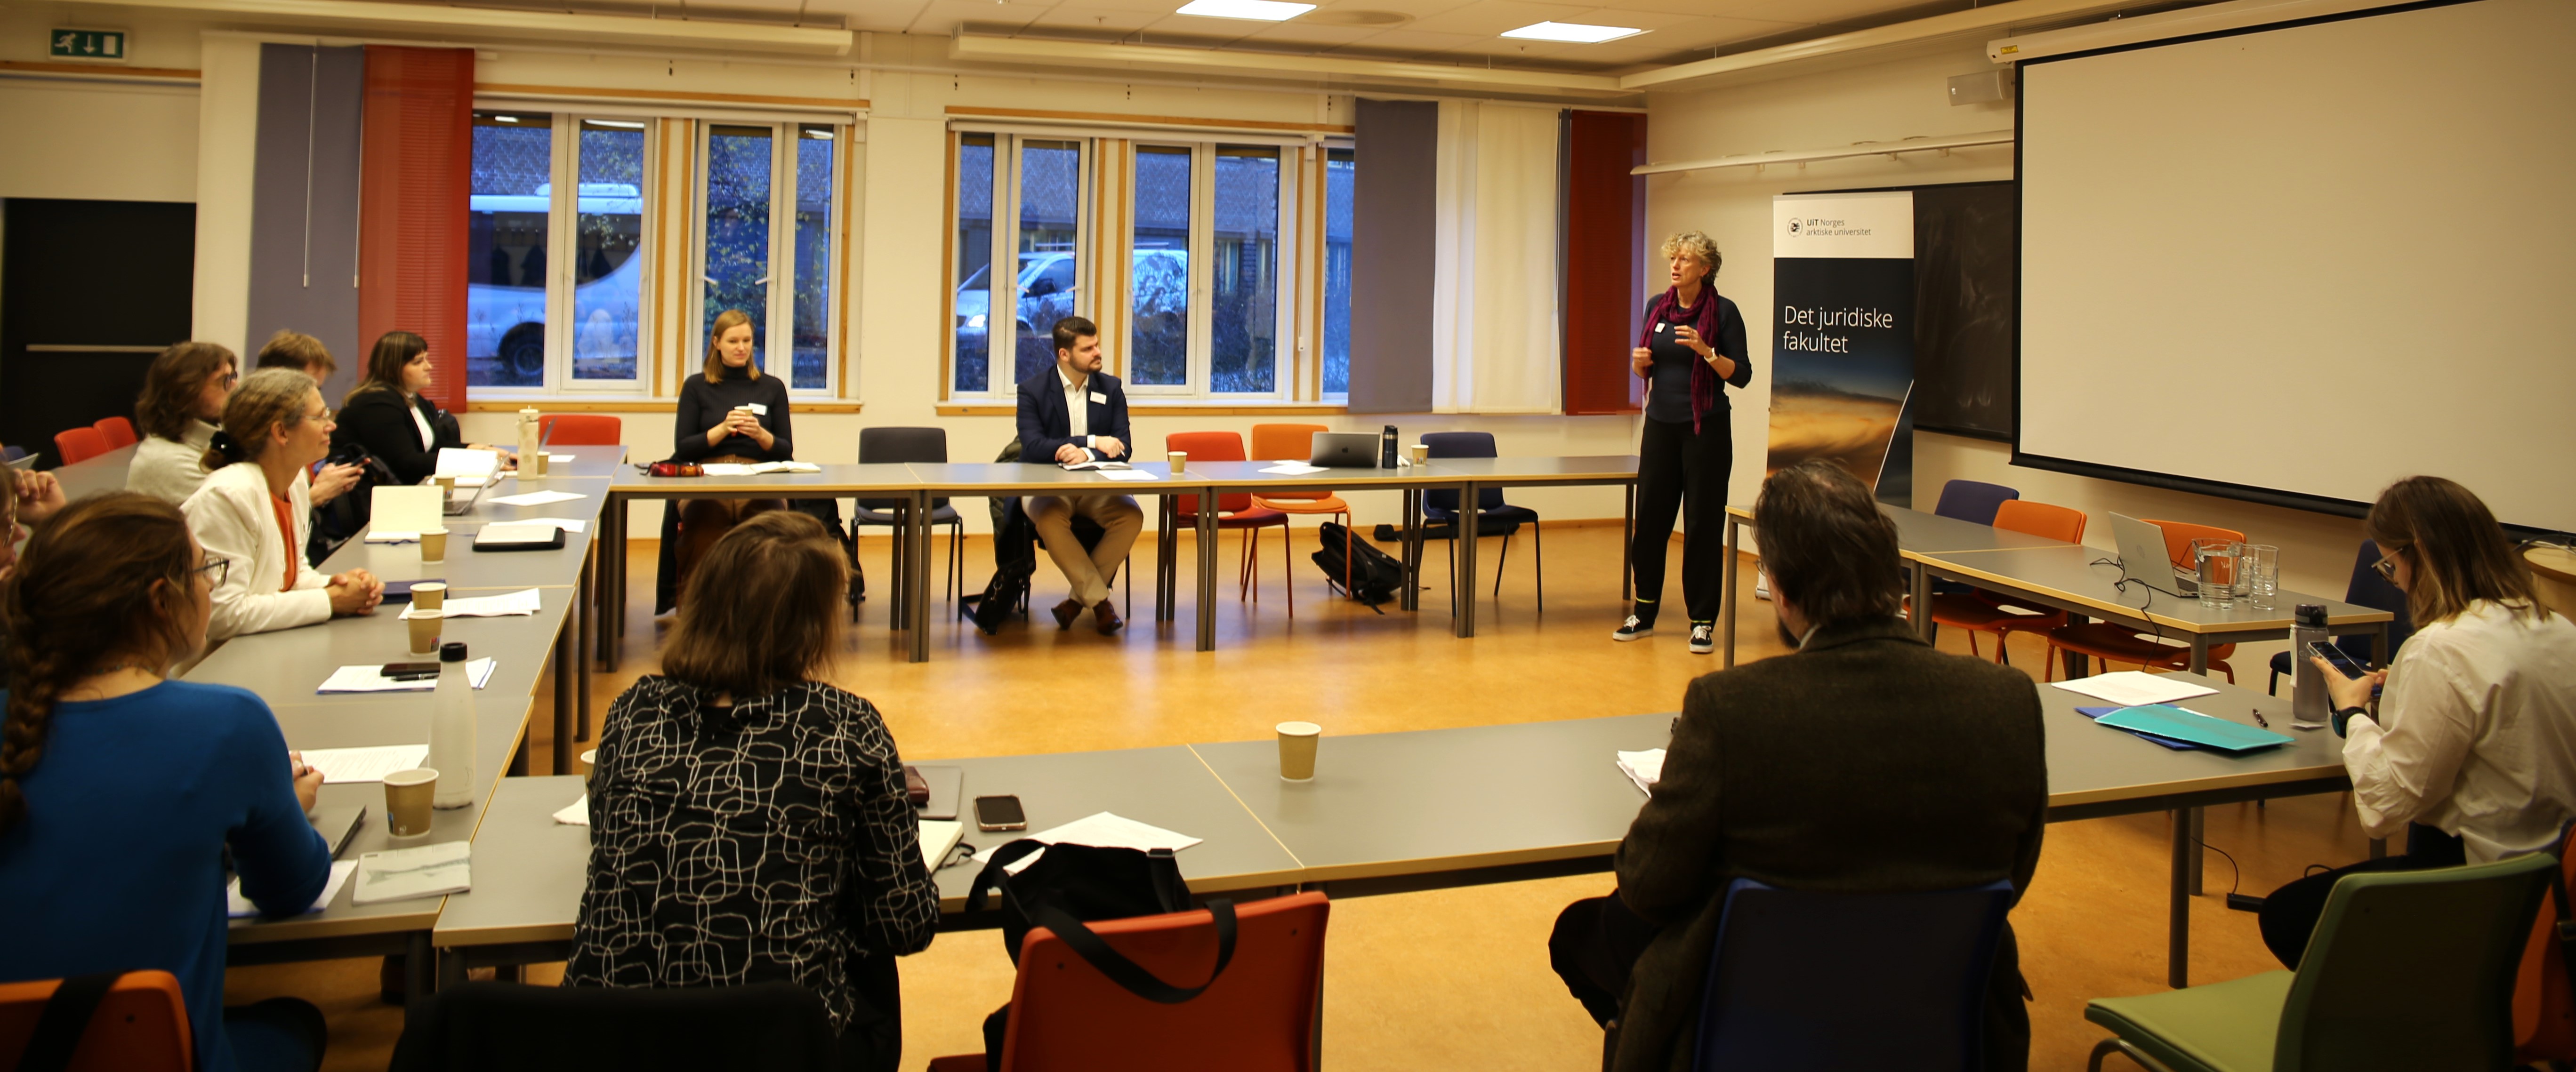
[1909,182,2016,440]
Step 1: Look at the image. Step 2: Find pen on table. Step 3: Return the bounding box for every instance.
[2251,708,2268,729]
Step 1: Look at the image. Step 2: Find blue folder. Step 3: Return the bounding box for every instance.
[2093,704,2294,752]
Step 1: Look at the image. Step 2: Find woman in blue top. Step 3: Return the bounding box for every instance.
[1615,231,1752,655]
[0,492,333,1072]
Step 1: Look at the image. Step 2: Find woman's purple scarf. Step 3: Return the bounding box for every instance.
[1638,285,1723,434]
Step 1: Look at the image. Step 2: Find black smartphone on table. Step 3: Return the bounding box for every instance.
[974,794,1026,832]
[2306,641,2371,679]
[382,662,439,681]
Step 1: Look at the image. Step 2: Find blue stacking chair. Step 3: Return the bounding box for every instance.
[2268,539,2415,695]
[1420,431,1543,610]
[1693,878,2015,1072]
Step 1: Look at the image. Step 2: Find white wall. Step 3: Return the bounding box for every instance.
[0,80,199,203]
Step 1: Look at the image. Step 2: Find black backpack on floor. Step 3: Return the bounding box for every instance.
[1314,521,1403,608]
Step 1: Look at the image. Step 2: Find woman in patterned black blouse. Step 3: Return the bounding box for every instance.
[564,510,936,1072]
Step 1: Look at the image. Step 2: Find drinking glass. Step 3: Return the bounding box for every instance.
[2240,544,2280,610]
[2191,538,2240,609]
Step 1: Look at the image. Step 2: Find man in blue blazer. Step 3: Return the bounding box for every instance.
[1016,316,1143,634]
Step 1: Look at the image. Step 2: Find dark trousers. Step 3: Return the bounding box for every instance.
[1548,890,2031,1072]
[2258,823,2467,969]
[1631,415,1732,624]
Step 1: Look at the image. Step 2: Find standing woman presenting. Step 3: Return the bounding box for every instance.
[1617,231,1751,654]
[658,309,794,610]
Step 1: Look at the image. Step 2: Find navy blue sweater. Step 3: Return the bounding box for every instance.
[0,681,330,1072]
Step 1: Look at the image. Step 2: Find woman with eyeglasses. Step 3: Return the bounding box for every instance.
[181,369,382,641]
[2255,475,2576,968]
[126,342,242,505]
[0,492,335,1072]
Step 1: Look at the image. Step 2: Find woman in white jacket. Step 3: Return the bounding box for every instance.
[180,369,382,640]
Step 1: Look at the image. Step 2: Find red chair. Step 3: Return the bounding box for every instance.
[0,969,193,1072]
[52,427,111,466]
[537,414,622,446]
[92,416,138,448]
[2043,518,2243,682]
[2516,822,2576,1062]
[1927,500,2088,664]
[1247,423,1353,611]
[928,891,1329,1072]
[1167,431,1292,613]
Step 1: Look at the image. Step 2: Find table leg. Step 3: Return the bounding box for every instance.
[2372,622,2390,666]
[1621,482,1635,606]
[1910,560,1934,643]
[552,592,574,775]
[576,539,593,744]
[2189,636,2210,675]
[888,500,910,629]
[2169,808,2190,988]
[2187,807,2204,896]
[910,492,932,664]
[435,945,463,991]
[1197,495,1219,652]
[1401,489,1423,613]
[605,496,628,673]
[1157,494,1176,624]
[2063,613,2090,679]
[407,931,436,1016]
[1722,517,1740,668]
[1454,481,1481,639]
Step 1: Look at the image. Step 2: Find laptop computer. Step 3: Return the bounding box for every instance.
[2108,512,2189,595]
[440,478,487,517]
[3,451,37,472]
[1309,432,1380,469]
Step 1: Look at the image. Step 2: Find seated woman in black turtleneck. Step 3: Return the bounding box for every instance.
[666,309,794,603]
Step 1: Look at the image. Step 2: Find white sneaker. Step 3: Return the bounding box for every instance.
[1689,623,1716,654]
[1612,616,1654,641]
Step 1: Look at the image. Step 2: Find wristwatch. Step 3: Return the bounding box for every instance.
[2331,705,2370,738]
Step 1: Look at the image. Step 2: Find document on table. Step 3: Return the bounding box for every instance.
[419,588,542,617]
[364,530,420,544]
[1258,462,1328,476]
[2094,704,2293,752]
[1616,749,1665,796]
[1060,460,1131,471]
[919,820,965,871]
[229,860,357,918]
[509,517,589,534]
[696,461,821,475]
[371,486,443,533]
[301,744,430,783]
[315,659,496,693]
[352,841,471,904]
[1006,812,1202,874]
[554,795,590,826]
[435,448,504,487]
[1099,470,1159,482]
[488,489,588,507]
[2049,670,2219,706]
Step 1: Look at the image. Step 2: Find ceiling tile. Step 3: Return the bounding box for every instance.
[1403,0,1599,36]
[1231,21,1387,45]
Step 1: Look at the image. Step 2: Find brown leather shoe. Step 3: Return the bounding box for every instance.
[1094,600,1124,635]
[1051,599,1084,631]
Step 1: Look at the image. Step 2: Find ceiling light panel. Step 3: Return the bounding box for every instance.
[1175,0,1316,21]
[1501,20,1642,42]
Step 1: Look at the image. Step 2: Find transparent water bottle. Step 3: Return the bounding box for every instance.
[428,642,477,809]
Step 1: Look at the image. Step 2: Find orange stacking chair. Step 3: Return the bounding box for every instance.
[2044,518,2244,682]
[536,414,622,446]
[1167,431,1292,613]
[52,426,111,465]
[92,416,138,448]
[1927,499,2088,664]
[0,969,192,1072]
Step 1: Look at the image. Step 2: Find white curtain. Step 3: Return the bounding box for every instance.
[1431,101,1562,414]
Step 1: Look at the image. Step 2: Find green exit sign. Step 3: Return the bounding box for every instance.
[50,28,127,61]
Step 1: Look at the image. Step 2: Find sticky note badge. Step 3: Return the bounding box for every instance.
[1089,392,1108,404]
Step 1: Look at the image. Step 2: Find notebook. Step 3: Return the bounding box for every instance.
[2093,704,2294,752]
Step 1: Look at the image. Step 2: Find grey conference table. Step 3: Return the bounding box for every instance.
[426,744,1309,976]
[42,441,138,499]
[1719,502,2086,666]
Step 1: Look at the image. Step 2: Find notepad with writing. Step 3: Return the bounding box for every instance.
[352,841,471,904]
[1058,459,1131,471]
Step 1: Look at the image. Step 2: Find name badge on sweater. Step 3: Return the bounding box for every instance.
[1089,392,1107,405]
[1654,322,1666,333]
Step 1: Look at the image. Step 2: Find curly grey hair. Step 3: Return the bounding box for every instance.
[1658,231,1722,281]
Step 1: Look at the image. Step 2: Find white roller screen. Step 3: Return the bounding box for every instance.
[2017,0,2576,532]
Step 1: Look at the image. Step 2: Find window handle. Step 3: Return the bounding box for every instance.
[755,276,773,286]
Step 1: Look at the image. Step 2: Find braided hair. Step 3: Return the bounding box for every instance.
[0,493,200,832]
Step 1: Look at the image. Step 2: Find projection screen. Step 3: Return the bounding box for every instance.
[2015,0,2576,532]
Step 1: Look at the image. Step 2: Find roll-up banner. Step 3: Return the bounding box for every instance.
[1765,192,1916,505]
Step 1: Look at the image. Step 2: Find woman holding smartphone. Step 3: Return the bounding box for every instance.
[2255,475,2576,967]
[1616,231,1752,655]
[659,310,795,608]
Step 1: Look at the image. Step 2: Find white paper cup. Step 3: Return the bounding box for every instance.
[1277,721,1321,782]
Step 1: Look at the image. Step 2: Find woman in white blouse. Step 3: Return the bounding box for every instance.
[2258,474,2576,966]
[180,369,383,640]
[125,342,238,505]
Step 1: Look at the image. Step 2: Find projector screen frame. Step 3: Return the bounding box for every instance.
[2005,0,2485,529]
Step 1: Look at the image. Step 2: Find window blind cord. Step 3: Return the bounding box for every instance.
[303,47,317,289]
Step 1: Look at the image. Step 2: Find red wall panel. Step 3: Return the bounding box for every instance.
[358,46,474,414]
[1561,111,1647,416]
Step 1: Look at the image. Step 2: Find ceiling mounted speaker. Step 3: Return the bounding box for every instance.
[1948,69,2013,105]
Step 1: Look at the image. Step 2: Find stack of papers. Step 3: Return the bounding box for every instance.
[228,861,357,918]
[301,744,430,782]
[553,795,590,826]
[1100,470,1160,482]
[409,589,542,617]
[434,448,504,488]
[1006,812,1201,875]
[1258,462,1328,476]
[697,461,821,475]
[352,841,471,905]
[315,659,497,693]
[2048,671,2219,706]
[919,819,966,870]
[488,489,588,507]
[1616,749,1666,796]
[1059,460,1131,471]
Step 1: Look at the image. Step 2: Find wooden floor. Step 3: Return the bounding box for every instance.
[224,522,2372,1071]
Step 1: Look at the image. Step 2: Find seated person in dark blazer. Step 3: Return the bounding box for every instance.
[1014,315,1141,635]
[1550,459,2047,1072]
[331,329,512,486]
